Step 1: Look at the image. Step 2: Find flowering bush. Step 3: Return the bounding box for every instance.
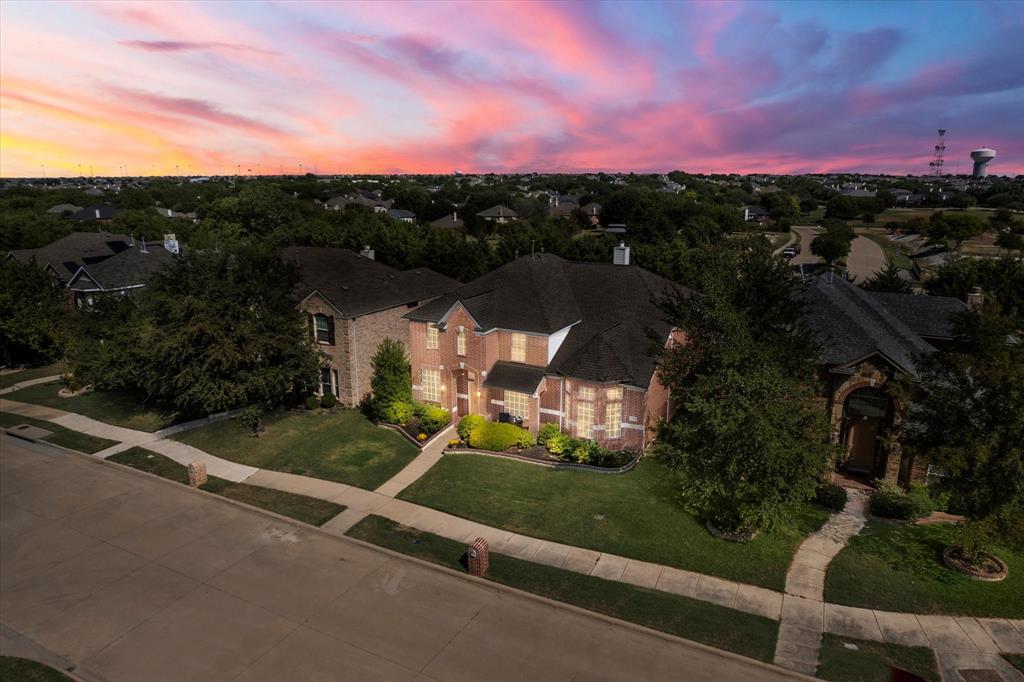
[417,433,427,442]
[448,439,461,447]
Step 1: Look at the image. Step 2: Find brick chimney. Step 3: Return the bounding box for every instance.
[967,287,984,308]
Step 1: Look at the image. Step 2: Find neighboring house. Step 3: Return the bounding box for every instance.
[548,202,579,218]
[798,274,967,486]
[46,203,83,215]
[66,238,177,308]
[8,231,133,286]
[71,204,122,221]
[153,207,198,220]
[323,195,348,211]
[386,208,416,224]
[429,213,465,230]
[742,205,770,224]
[283,246,459,405]
[476,205,519,223]
[839,188,878,198]
[405,251,686,451]
[581,202,602,226]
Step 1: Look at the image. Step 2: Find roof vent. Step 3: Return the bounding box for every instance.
[613,242,630,266]
[360,245,375,260]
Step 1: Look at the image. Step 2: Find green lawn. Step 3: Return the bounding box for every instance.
[825,522,1024,618]
[0,363,63,389]
[817,634,939,682]
[0,656,76,681]
[5,382,179,432]
[1005,654,1024,673]
[347,515,779,663]
[173,408,419,490]
[0,411,118,454]
[108,447,345,526]
[398,454,828,590]
[860,233,915,271]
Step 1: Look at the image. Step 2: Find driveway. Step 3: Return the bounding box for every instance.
[0,436,803,682]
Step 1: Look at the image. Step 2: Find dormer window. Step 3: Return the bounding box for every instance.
[313,313,334,345]
[426,325,439,350]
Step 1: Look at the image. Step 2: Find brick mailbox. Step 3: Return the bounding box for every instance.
[187,461,208,488]
[467,538,489,577]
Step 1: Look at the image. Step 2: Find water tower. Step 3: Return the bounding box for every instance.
[971,148,996,178]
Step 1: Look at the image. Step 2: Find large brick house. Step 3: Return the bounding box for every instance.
[405,252,685,450]
[283,246,458,405]
[798,274,968,485]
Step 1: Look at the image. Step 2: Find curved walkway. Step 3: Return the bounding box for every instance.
[3,397,1023,680]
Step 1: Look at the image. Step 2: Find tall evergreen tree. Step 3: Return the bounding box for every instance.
[860,260,913,293]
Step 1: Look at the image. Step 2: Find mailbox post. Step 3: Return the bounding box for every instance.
[467,537,489,577]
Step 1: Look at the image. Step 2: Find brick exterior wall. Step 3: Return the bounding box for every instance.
[300,293,413,407]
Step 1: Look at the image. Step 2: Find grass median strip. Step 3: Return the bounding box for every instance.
[399,453,827,590]
[816,633,939,682]
[0,411,117,454]
[0,656,76,682]
[108,447,345,526]
[346,514,779,663]
[825,521,1024,618]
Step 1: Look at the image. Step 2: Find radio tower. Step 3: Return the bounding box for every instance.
[928,129,946,176]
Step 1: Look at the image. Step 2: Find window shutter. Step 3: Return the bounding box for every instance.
[326,315,335,345]
[307,313,315,338]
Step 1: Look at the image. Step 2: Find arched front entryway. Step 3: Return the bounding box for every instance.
[839,387,891,479]
[451,367,479,419]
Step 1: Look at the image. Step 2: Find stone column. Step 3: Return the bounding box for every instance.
[187,461,208,488]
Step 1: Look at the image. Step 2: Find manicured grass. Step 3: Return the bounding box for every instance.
[5,382,179,432]
[1004,654,1024,673]
[398,454,828,590]
[817,633,939,682]
[825,522,1024,618]
[108,447,346,526]
[860,233,915,271]
[0,411,118,454]
[0,656,76,681]
[347,515,779,663]
[0,363,62,388]
[173,408,419,490]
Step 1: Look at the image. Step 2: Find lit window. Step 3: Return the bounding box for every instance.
[576,401,593,438]
[505,391,530,419]
[314,314,332,344]
[606,387,622,401]
[577,386,595,401]
[426,325,439,350]
[422,368,441,402]
[605,400,622,439]
[457,329,466,356]
[511,332,526,362]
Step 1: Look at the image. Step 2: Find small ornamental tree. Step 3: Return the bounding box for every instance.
[860,260,913,294]
[369,337,412,421]
[810,229,853,266]
[903,306,1024,560]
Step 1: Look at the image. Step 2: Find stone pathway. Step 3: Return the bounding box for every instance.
[4,398,1024,680]
[774,489,868,674]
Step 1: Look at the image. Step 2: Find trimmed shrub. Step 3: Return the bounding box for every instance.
[813,482,848,512]
[469,422,535,451]
[378,400,413,425]
[545,431,571,455]
[538,422,561,446]
[304,395,320,410]
[457,414,486,441]
[239,405,264,435]
[869,481,919,520]
[320,393,337,409]
[419,405,451,435]
[907,483,936,519]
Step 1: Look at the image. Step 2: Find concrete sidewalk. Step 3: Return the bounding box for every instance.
[2,436,808,682]
[0,374,62,396]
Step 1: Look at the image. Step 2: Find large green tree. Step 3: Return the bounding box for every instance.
[903,307,1024,555]
[0,259,67,365]
[810,228,854,266]
[926,211,985,251]
[656,243,832,535]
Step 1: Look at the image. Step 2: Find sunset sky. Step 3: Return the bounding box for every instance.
[1,0,1021,177]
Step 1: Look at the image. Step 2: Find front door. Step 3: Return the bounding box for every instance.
[847,417,880,472]
[842,388,889,476]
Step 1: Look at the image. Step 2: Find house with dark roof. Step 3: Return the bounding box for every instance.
[798,273,967,485]
[71,204,122,221]
[8,231,133,286]
[429,212,464,231]
[282,246,459,405]
[405,252,685,450]
[386,208,416,224]
[66,239,177,307]
[46,203,83,215]
[476,205,519,223]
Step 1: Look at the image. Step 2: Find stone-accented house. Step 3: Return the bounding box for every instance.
[798,274,967,485]
[283,246,459,405]
[405,252,686,451]
[66,237,178,308]
[8,231,134,286]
